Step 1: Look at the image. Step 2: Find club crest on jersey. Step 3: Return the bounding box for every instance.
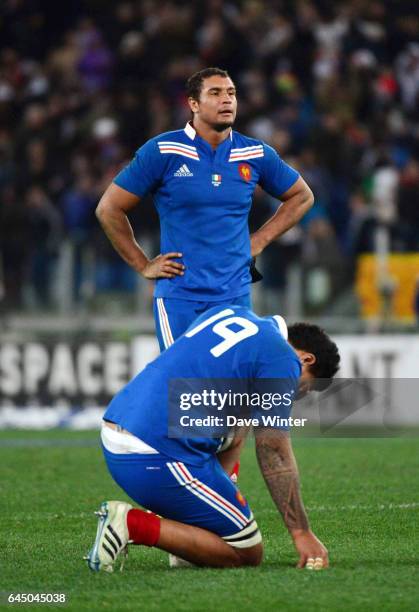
[211,174,222,187]
[238,163,251,182]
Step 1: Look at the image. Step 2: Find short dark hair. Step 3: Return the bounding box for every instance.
[186,67,231,101]
[288,323,340,391]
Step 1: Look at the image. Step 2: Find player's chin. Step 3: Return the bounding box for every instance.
[213,119,234,132]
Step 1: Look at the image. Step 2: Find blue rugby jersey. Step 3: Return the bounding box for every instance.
[104,305,301,465]
[113,123,299,301]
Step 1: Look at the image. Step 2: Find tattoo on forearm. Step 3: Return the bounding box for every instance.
[256,436,309,532]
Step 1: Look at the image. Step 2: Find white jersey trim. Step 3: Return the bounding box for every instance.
[157,142,199,161]
[157,297,174,348]
[158,141,197,152]
[184,121,233,141]
[272,315,288,340]
[101,423,159,454]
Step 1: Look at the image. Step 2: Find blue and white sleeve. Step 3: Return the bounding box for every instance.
[113,139,162,197]
[258,143,299,198]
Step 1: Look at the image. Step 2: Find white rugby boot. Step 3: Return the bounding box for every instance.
[169,554,195,568]
[85,501,132,573]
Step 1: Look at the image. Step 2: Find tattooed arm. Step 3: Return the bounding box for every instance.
[255,428,309,530]
[255,428,329,568]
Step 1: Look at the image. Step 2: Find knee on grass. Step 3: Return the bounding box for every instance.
[235,542,264,567]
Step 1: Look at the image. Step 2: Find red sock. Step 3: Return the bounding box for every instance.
[230,461,240,483]
[127,509,161,546]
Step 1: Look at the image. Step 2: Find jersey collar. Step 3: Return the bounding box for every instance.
[184,121,197,140]
[272,315,288,340]
[184,121,233,142]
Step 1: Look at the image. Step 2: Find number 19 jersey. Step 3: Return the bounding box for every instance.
[103,305,301,465]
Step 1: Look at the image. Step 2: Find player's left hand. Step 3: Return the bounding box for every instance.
[292,529,329,570]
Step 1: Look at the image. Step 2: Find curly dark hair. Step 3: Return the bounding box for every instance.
[288,323,340,391]
[186,67,231,101]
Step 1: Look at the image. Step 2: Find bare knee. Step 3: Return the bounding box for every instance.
[236,542,264,567]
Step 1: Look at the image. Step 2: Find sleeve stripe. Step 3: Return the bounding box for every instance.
[231,145,264,152]
[159,147,199,160]
[229,152,264,161]
[158,141,197,152]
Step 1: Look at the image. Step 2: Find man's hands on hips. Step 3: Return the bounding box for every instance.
[291,529,329,570]
[141,252,185,279]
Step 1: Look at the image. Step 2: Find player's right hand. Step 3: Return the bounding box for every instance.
[141,252,185,279]
[292,529,329,570]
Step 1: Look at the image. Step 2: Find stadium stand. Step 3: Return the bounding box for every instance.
[0,0,418,326]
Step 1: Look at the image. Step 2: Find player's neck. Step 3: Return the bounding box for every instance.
[191,119,232,149]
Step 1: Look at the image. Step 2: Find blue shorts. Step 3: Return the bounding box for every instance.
[103,446,261,547]
[153,294,251,351]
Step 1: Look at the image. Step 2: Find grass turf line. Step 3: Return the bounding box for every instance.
[0,431,418,612]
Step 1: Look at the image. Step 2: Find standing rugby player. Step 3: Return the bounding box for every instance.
[96,68,313,351]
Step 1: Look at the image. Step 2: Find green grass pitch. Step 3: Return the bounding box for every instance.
[0,430,418,611]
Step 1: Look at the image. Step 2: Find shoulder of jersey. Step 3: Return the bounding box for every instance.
[226,306,286,338]
[151,129,200,161]
[150,128,190,143]
[232,131,265,147]
[230,131,266,162]
[255,313,289,343]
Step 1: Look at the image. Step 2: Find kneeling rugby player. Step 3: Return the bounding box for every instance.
[85,305,340,571]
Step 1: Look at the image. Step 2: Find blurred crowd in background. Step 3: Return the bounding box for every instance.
[0,0,418,316]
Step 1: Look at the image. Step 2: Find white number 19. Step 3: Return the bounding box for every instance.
[185,308,259,357]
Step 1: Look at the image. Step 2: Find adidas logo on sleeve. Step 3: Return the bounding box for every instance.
[174,164,193,177]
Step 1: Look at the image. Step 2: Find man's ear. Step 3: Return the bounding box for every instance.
[301,352,316,366]
[188,97,199,113]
